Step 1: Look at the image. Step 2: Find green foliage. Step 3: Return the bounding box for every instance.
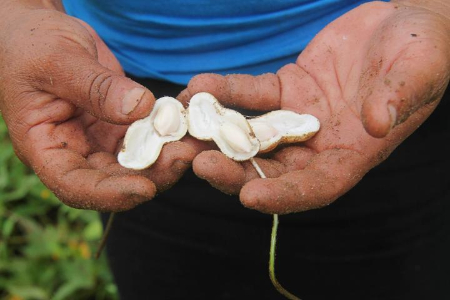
[0,115,118,300]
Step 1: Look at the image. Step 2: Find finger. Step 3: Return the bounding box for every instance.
[29,23,155,124]
[132,141,197,192]
[32,149,156,212]
[239,148,369,214]
[192,150,246,195]
[361,36,450,138]
[88,141,197,192]
[37,56,155,125]
[192,147,313,195]
[176,89,191,108]
[181,135,217,155]
[186,73,281,111]
[75,19,125,74]
[242,157,286,182]
[272,146,316,171]
[243,147,315,183]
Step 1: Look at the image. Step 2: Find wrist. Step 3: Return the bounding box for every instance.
[391,0,450,20]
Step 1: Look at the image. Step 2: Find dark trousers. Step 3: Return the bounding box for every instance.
[102,77,450,300]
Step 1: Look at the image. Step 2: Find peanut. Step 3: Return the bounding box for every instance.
[219,122,253,153]
[154,102,180,136]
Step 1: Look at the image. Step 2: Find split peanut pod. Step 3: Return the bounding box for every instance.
[118,92,320,169]
[118,96,187,170]
[249,111,320,153]
[187,92,260,161]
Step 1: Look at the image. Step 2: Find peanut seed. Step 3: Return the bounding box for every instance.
[154,102,180,136]
[219,122,253,153]
[251,122,278,142]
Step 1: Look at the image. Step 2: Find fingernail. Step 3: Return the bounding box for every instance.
[388,104,397,130]
[122,87,145,115]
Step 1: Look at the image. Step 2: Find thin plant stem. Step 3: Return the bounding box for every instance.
[95,212,115,259]
[250,158,301,300]
[269,214,301,300]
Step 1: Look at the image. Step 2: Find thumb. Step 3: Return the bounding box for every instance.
[360,41,450,138]
[33,45,155,125]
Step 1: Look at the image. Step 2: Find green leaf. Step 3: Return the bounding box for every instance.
[0,115,118,299]
[8,285,49,300]
[59,205,83,221]
[14,201,50,218]
[10,212,43,235]
[24,226,61,259]
[2,217,16,238]
[83,220,103,241]
[3,175,39,202]
[52,279,92,300]
[0,164,10,190]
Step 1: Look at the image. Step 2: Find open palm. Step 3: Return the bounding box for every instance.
[181,1,450,214]
[0,9,195,211]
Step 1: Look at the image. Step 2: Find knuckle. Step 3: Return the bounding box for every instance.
[86,71,113,117]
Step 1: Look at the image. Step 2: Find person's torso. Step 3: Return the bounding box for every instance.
[63,0,376,84]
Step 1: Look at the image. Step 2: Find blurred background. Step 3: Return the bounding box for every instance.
[0,114,118,300]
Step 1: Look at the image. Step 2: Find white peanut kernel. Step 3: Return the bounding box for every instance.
[154,102,180,136]
[219,122,253,153]
[118,97,187,170]
[251,122,278,142]
[187,92,260,161]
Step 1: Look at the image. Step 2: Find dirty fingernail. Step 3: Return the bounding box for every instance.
[122,87,145,115]
[388,104,397,130]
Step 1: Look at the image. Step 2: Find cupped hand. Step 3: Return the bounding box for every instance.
[180,1,450,214]
[0,6,196,211]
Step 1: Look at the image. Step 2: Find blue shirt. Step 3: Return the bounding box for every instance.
[63,0,375,85]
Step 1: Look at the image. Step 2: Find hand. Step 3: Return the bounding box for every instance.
[180,1,450,214]
[0,4,196,211]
